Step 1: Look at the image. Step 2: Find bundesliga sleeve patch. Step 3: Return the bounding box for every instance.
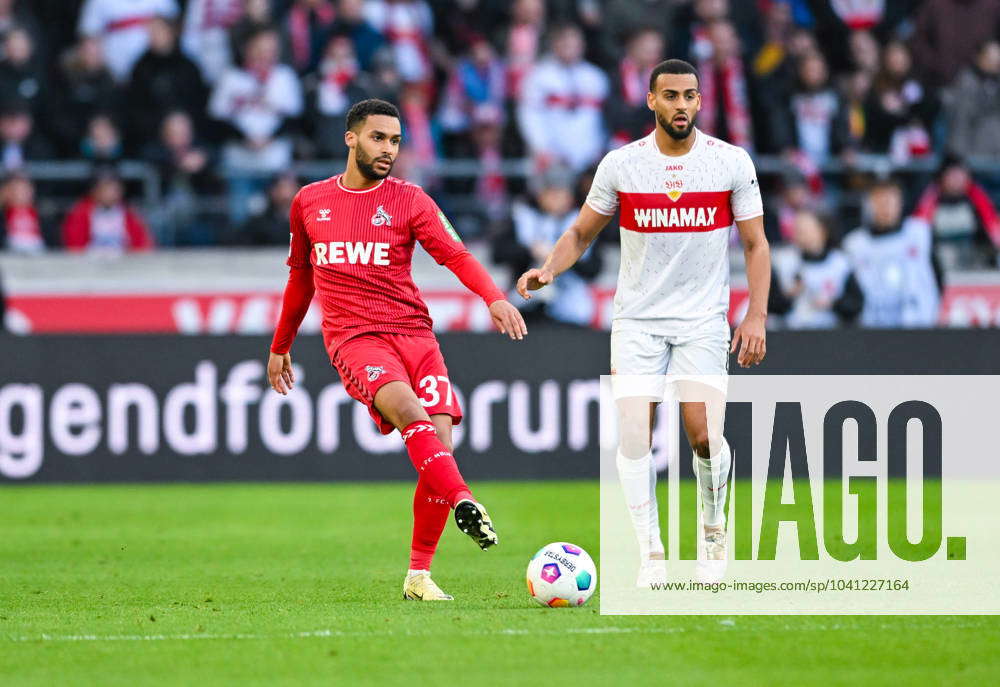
[438,211,462,242]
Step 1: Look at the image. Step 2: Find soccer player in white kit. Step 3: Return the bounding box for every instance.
[517,59,771,586]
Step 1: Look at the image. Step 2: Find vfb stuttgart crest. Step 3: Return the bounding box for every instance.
[664,164,684,201]
[365,365,386,382]
[371,205,392,226]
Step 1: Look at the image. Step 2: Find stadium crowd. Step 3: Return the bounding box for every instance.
[1,0,1000,329]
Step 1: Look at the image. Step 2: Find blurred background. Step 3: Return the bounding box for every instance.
[1,0,1000,334]
[2,0,1000,483]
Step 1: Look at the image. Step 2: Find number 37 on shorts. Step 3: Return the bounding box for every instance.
[418,374,454,410]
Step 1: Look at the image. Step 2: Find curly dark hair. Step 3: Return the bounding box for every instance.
[345,99,400,132]
[648,59,700,92]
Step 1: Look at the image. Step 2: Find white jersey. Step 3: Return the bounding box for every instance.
[518,57,609,172]
[586,129,763,335]
[773,245,854,329]
[78,0,180,82]
[843,217,940,327]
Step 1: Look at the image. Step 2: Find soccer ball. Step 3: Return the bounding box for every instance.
[526,542,596,607]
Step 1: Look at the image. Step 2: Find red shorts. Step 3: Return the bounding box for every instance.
[329,332,463,435]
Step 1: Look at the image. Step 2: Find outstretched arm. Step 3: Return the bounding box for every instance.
[268,191,313,394]
[442,252,527,340]
[268,265,315,394]
[731,215,770,367]
[516,204,613,298]
[412,192,527,340]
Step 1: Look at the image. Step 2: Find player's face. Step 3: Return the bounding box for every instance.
[347,115,402,180]
[647,73,701,140]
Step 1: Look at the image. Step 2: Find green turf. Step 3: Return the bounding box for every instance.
[1,482,996,686]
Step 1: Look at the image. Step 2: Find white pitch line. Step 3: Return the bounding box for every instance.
[5,626,694,643]
[4,620,983,644]
[7,630,351,643]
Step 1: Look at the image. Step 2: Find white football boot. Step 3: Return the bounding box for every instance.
[636,558,668,588]
[695,528,728,583]
[403,571,454,601]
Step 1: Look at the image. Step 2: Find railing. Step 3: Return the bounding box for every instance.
[15,154,1000,246]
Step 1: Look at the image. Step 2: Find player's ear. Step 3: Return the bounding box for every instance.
[646,91,656,112]
[344,129,356,149]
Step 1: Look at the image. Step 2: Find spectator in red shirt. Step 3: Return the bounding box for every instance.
[0,171,44,253]
[62,168,154,252]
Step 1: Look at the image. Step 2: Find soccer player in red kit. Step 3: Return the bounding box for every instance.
[267,99,527,601]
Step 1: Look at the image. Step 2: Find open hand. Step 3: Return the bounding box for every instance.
[516,268,555,299]
[730,313,766,368]
[489,300,527,340]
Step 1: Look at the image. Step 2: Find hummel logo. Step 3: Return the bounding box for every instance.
[317,209,331,221]
[365,365,385,382]
[371,205,392,226]
[401,422,436,442]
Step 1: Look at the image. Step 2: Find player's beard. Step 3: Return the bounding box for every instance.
[355,145,394,180]
[657,110,697,140]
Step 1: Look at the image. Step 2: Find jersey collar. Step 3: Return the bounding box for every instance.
[336,174,386,194]
[647,127,703,161]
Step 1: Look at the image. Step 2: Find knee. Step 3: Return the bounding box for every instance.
[391,399,429,431]
[620,426,651,458]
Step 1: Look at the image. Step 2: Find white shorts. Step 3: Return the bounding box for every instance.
[610,320,730,400]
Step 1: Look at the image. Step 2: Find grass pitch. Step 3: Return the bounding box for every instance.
[1,481,997,686]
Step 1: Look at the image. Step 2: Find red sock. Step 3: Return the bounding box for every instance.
[409,476,450,571]
[401,421,473,507]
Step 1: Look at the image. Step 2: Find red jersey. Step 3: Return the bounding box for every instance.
[285,174,501,351]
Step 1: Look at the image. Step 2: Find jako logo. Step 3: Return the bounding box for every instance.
[316,209,331,222]
[371,205,392,226]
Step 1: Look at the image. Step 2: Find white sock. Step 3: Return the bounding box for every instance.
[616,450,665,560]
[693,439,731,528]
[407,569,429,577]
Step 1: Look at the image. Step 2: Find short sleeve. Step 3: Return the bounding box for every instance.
[585,152,620,216]
[286,191,310,268]
[731,148,763,221]
[411,190,466,265]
